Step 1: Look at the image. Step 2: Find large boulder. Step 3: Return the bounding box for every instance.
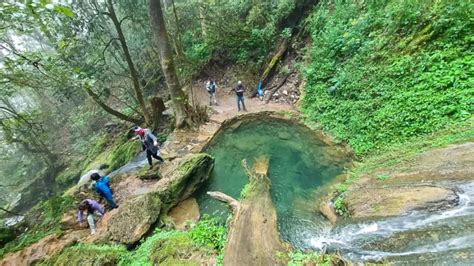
[156,153,215,210]
[97,153,214,245]
[105,193,163,244]
[345,185,458,219]
[167,197,200,230]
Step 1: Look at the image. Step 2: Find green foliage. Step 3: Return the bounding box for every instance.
[239,183,251,199]
[376,174,391,181]
[302,0,473,155]
[333,196,348,216]
[42,216,226,265]
[108,138,138,171]
[276,251,332,266]
[188,215,226,251]
[121,216,225,265]
[39,243,126,266]
[335,183,348,194]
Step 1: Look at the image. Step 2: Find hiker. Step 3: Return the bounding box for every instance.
[257,80,264,101]
[206,79,218,106]
[232,80,247,111]
[77,199,104,235]
[131,127,164,169]
[90,173,117,209]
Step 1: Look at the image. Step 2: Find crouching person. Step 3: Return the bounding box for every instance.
[90,173,118,209]
[77,199,104,235]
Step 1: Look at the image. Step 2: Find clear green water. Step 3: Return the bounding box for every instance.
[195,118,350,249]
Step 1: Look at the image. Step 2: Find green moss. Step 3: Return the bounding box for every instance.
[39,243,127,266]
[81,137,139,173]
[0,196,74,258]
[55,165,82,186]
[108,141,139,171]
[120,224,219,266]
[276,251,337,266]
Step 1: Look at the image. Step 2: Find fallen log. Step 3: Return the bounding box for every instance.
[208,156,288,266]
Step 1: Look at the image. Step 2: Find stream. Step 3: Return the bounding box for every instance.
[72,117,473,263]
[193,117,474,264]
[313,182,474,264]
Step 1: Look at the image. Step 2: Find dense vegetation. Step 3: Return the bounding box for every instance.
[302,0,473,155]
[0,0,298,214]
[1,0,473,263]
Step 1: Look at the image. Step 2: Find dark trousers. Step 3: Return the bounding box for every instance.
[237,96,246,111]
[146,150,164,166]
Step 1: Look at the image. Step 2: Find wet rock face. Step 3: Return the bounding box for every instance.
[340,142,474,219]
[345,186,458,219]
[97,153,214,245]
[167,197,200,231]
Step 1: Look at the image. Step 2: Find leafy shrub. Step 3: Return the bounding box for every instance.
[189,215,226,251]
[276,251,332,266]
[302,0,473,155]
[333,196,348,216]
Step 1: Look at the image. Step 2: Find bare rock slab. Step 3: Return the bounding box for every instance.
[167,197,200,230]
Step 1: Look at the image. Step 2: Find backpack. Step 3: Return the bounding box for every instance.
[207,82,216,93]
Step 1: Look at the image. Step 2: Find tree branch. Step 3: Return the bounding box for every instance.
[207,191,240,213]
[84,86,143,124]
[0,206,22,216]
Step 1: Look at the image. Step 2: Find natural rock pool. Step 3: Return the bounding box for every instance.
[195,116,351,249]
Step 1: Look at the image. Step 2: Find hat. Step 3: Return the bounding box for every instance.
[134,127,145,136]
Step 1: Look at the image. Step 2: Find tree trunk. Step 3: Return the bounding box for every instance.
[150,96,166,131]
[84,86,143,125]
[198,0,208,39]
[171,0,184,58]
[208,156,288,265]
[149,0,192,128]
[107,0,151,126]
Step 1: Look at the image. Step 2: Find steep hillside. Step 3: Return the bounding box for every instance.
[301,0,473,154]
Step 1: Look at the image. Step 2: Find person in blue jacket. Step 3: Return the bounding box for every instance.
[90,173,118,209]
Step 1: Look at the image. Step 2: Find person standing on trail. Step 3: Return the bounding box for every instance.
[206,79,218,106]
[77,199,104,235]
[232,80,247,112]
[90,173,117,209]
[130,127,164,169]
[257,80,264,101]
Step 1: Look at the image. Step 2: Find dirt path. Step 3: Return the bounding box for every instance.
[190,81,294,123]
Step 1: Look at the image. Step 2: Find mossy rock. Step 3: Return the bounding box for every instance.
[39,244,126,266]
[105,193,163,245]
[150,234,213,265]
[97,153,214,245]
[158,153,215,210]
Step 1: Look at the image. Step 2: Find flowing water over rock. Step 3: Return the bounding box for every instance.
[312,182,474,264]
[76,152,148,186]
[194,118,350,249]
